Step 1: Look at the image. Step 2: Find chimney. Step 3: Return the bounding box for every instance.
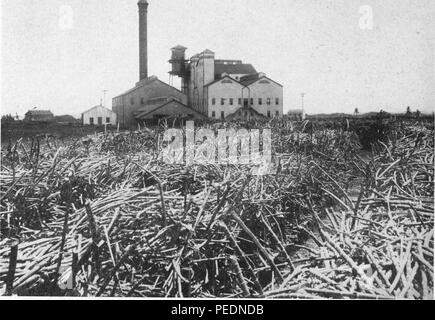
[138,0,149,80]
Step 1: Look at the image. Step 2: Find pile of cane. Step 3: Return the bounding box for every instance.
[0,121,433,298]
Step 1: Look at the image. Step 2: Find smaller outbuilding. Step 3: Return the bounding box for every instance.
[55,115,79,125]
[81,105,117,126]
[286,109,305,121]
[24,110,54,122]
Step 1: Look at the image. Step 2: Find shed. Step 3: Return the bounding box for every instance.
[81,105,117,126]
[24,110,54,122]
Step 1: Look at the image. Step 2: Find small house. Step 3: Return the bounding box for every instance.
[24,110,54,122]
[81,105,117,126]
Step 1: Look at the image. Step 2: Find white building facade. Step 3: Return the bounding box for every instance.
[205,74,283,119]
[82,105,117,126]
[173,48,284,120]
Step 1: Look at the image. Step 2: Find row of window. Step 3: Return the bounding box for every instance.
[211,98,280,106]
[89,117,111,125]
[211,110,280,119]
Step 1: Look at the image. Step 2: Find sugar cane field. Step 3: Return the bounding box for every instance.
[0,118,433,299]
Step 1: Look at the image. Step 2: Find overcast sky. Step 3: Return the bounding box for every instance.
[1,0,434,117]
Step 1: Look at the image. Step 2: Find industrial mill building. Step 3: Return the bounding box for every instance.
[112,0,284,126]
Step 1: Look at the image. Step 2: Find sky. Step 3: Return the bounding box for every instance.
[1,0,434,118]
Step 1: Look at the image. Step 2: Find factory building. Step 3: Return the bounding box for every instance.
[112,0,200,127]
[113,0,283,126]
[112,76,190,126]
[169,47,284,120]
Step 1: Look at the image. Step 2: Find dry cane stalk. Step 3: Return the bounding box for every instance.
[5,244,18,296]
[230,255,250,297]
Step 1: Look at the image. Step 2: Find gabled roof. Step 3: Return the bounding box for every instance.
[135,98,205,119]
[81,105,115,115]
[113,76,183,99]
[204,75,243,88]
[201,49,215,55]
[226,106,265,120]
[205,73,283,89]
[240,74,283,87]
[214,63,257,76]
[239,74,260,86]
[25,110,53,115]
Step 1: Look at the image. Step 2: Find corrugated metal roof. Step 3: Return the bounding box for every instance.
[135,98,205,119]
[113,76,183,99]
[214,63,257,76]
[81,105,115,115]
[239,74,260,86]
[240,74,283,87]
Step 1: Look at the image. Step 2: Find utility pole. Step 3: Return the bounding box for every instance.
[301,93,305,112]
[103,90,108,107]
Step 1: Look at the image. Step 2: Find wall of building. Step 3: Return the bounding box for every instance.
[112,79,187,126]
[205,76,283,119]
[206,79,245,119]
[189,52,215,115]
[82,106,117,125]
[247,78,283,118]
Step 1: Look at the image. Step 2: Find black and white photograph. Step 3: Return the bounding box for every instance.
[0,0,433,306]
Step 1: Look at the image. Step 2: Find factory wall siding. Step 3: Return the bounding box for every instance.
[112,80,187,126]
[206,80,245,118]
[205,77,283,119]
[189,55,215,115]
[247,80,283,118]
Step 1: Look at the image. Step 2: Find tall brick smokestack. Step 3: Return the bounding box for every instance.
[138,0,148,80]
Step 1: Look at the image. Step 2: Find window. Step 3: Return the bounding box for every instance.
[221,111,225,119]
[275,111,279,117]
[275,98,280,105]
[267,111,271,118]
[250,98,254,106]
[221,98,226,105]
[130,97,134,105]
[267,98,271,105]
[258,98,262,105]
[212,111,216,118]
[141,97,145,105]
[238,98,242,105]
[89,117,94,125]
[212,98,216,105]
[229,98,234,106]
[106,117,110,123]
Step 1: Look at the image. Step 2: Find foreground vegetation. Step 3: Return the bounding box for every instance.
[0,118,433,298]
